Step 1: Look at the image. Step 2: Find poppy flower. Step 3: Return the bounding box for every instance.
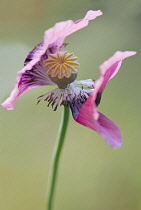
[1,10,136,148]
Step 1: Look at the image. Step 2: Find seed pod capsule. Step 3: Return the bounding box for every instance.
[44,50,79,88]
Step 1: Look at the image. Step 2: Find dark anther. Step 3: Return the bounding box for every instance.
[24,58,32,66]
[95,92,102,107]
[36,100,41,105]
[54,106,58,111]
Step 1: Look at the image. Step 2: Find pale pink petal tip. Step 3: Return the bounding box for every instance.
[84,10,103,20]
[100,51,136,77]
[1,86,20,110]
[1,102,14,110]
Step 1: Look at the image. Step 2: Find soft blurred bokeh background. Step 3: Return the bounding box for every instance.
[0,0,141,209]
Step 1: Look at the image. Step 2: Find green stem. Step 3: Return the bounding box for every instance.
[47,105,70,210]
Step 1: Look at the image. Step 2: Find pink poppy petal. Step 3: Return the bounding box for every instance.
[74,94,122,149]
[1,66,54,110]
[73,51,136,148]
[99,51,136,92]
[97,112,122,149]
[44,10,103,47]
[92,51,137,104]
[74,94,97,130]
[1,43,56,110]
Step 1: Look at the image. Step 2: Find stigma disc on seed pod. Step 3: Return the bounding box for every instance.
[43,50,80,88]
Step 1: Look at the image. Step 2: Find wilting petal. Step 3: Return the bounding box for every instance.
[72,94,122,148]
[72,51,136,148]
[44,10,102,47]
[1,61,55,110]
[2,10,102,110]
[97,112,122,148]
[99,51,136,93]
[1,43,56,110]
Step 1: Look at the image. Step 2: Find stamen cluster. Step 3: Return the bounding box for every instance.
[37,84,92,111]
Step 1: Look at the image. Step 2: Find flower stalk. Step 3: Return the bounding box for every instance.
[47,105,70,210]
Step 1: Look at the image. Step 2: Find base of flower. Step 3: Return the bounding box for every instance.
[36,80,94,111]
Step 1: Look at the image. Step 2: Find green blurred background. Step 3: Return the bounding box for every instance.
[0,0,141,209]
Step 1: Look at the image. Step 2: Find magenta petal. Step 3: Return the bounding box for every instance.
[72,51,136,148]
[74,94,122,149]
[97,112,122,149]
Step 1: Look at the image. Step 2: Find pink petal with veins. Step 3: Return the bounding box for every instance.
[73,51,136,148]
